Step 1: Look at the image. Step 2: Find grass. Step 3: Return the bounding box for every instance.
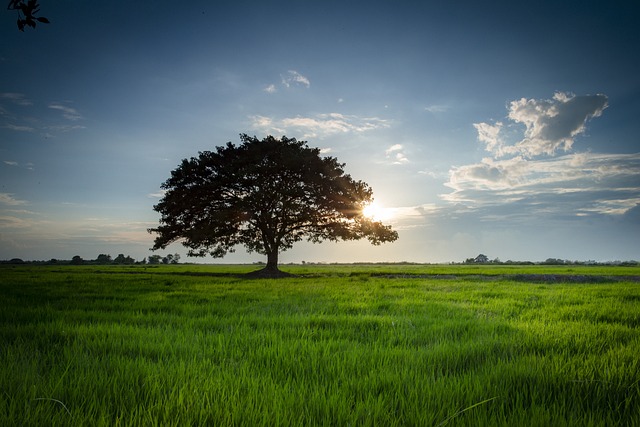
[1,264,639,426]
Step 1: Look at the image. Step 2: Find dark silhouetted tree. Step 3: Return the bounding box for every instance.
[7,0,50,31]
[96,254,112,264]
[71,255,83,265]
[474,254,489,263]
[113,254,136,265]
[149,134,398,276]
[148,254,162,265]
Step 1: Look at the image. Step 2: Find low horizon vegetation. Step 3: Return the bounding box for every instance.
[2,256,639,267]
[1,264,639,425]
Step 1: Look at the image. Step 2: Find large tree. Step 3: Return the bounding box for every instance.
[149,134,398,276]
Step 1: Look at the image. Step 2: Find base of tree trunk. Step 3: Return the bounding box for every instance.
[245,266,294,278]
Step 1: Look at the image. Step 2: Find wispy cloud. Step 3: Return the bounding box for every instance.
[444,151,640,217]
[424,104,449,113]
[1,96,85,136]
[49,103,83,121]
[0,215,33,229]
[250,112,390,139]
[0,214,156,256]
[3,160,34,170]
[281,70,310,88]
[0,93,32,106]
[44,124,86,133]
[0,193,28,206]
[385,144,409,164]
[446,153,640,194]
[385,144,403,154]
[473,122,504,155]
[264,70,311,94]
[147,190,167,198]
[3,123,35,132]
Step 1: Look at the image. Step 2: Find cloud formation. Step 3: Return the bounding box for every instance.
[281,70,310,88]
[443,92,640,219]
[3,123,35,132]
[424,104,449,113]
[264,70,311,94]
[0,193,27,206]
[476,92,608,158]
[385,144,409,164]
[1,94,85,137]
[49,103,83,121]
[250,113,389,139]
[1,93,32,106]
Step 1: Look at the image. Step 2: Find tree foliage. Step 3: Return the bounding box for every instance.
[149,134,398,274]
[7,0,49,31]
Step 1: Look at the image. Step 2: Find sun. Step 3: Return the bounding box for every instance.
[362,201,392,221]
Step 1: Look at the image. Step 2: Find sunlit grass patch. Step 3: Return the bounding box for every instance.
[1,264,639,425]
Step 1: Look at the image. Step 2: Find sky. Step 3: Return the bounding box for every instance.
[1,0,639,263]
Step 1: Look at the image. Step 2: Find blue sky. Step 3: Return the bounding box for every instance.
[1,0,639,263]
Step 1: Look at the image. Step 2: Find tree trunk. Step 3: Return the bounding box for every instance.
[246,249,292,278]
[266,250,279,272]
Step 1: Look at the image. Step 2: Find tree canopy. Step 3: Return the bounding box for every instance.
[7,0,49,31]
[149,134,398,276]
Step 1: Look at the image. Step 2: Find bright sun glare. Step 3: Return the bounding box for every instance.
[362,202,392,221]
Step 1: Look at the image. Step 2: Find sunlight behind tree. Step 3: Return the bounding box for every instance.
[362,201,393,222]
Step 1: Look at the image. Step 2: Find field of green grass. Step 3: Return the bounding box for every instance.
[1,264,639,426]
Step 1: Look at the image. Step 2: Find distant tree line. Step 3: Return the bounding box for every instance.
[1,253,181,265]
[1,254,637,266]
[461,254,638,266]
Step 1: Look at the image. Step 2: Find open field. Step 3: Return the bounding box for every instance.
[1,264,639,426]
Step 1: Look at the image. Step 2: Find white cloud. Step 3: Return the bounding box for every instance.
[44,124,86,133]
[0,213,156,258]
[147,189,167,199]
[473,122,504,155]
[0,93,32,106]
[3,123,35,132]
[49,103,83,121]
[0,215,32,229]
[443,152,640,217]
[442,92,640,220]
[3,161,34,170]
[0,193,28,206]
[579,198,640,216]
[264,84,277,94]
[281,70,310,88]
[393,153,409,164]
[424,104,449,113]
[474,92,607,158]
[385,144,409,164]
[250,113,389,139]
[249,115,285,134]
[385,144,403,154]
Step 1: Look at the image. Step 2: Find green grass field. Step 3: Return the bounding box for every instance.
[1,264,639,426]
